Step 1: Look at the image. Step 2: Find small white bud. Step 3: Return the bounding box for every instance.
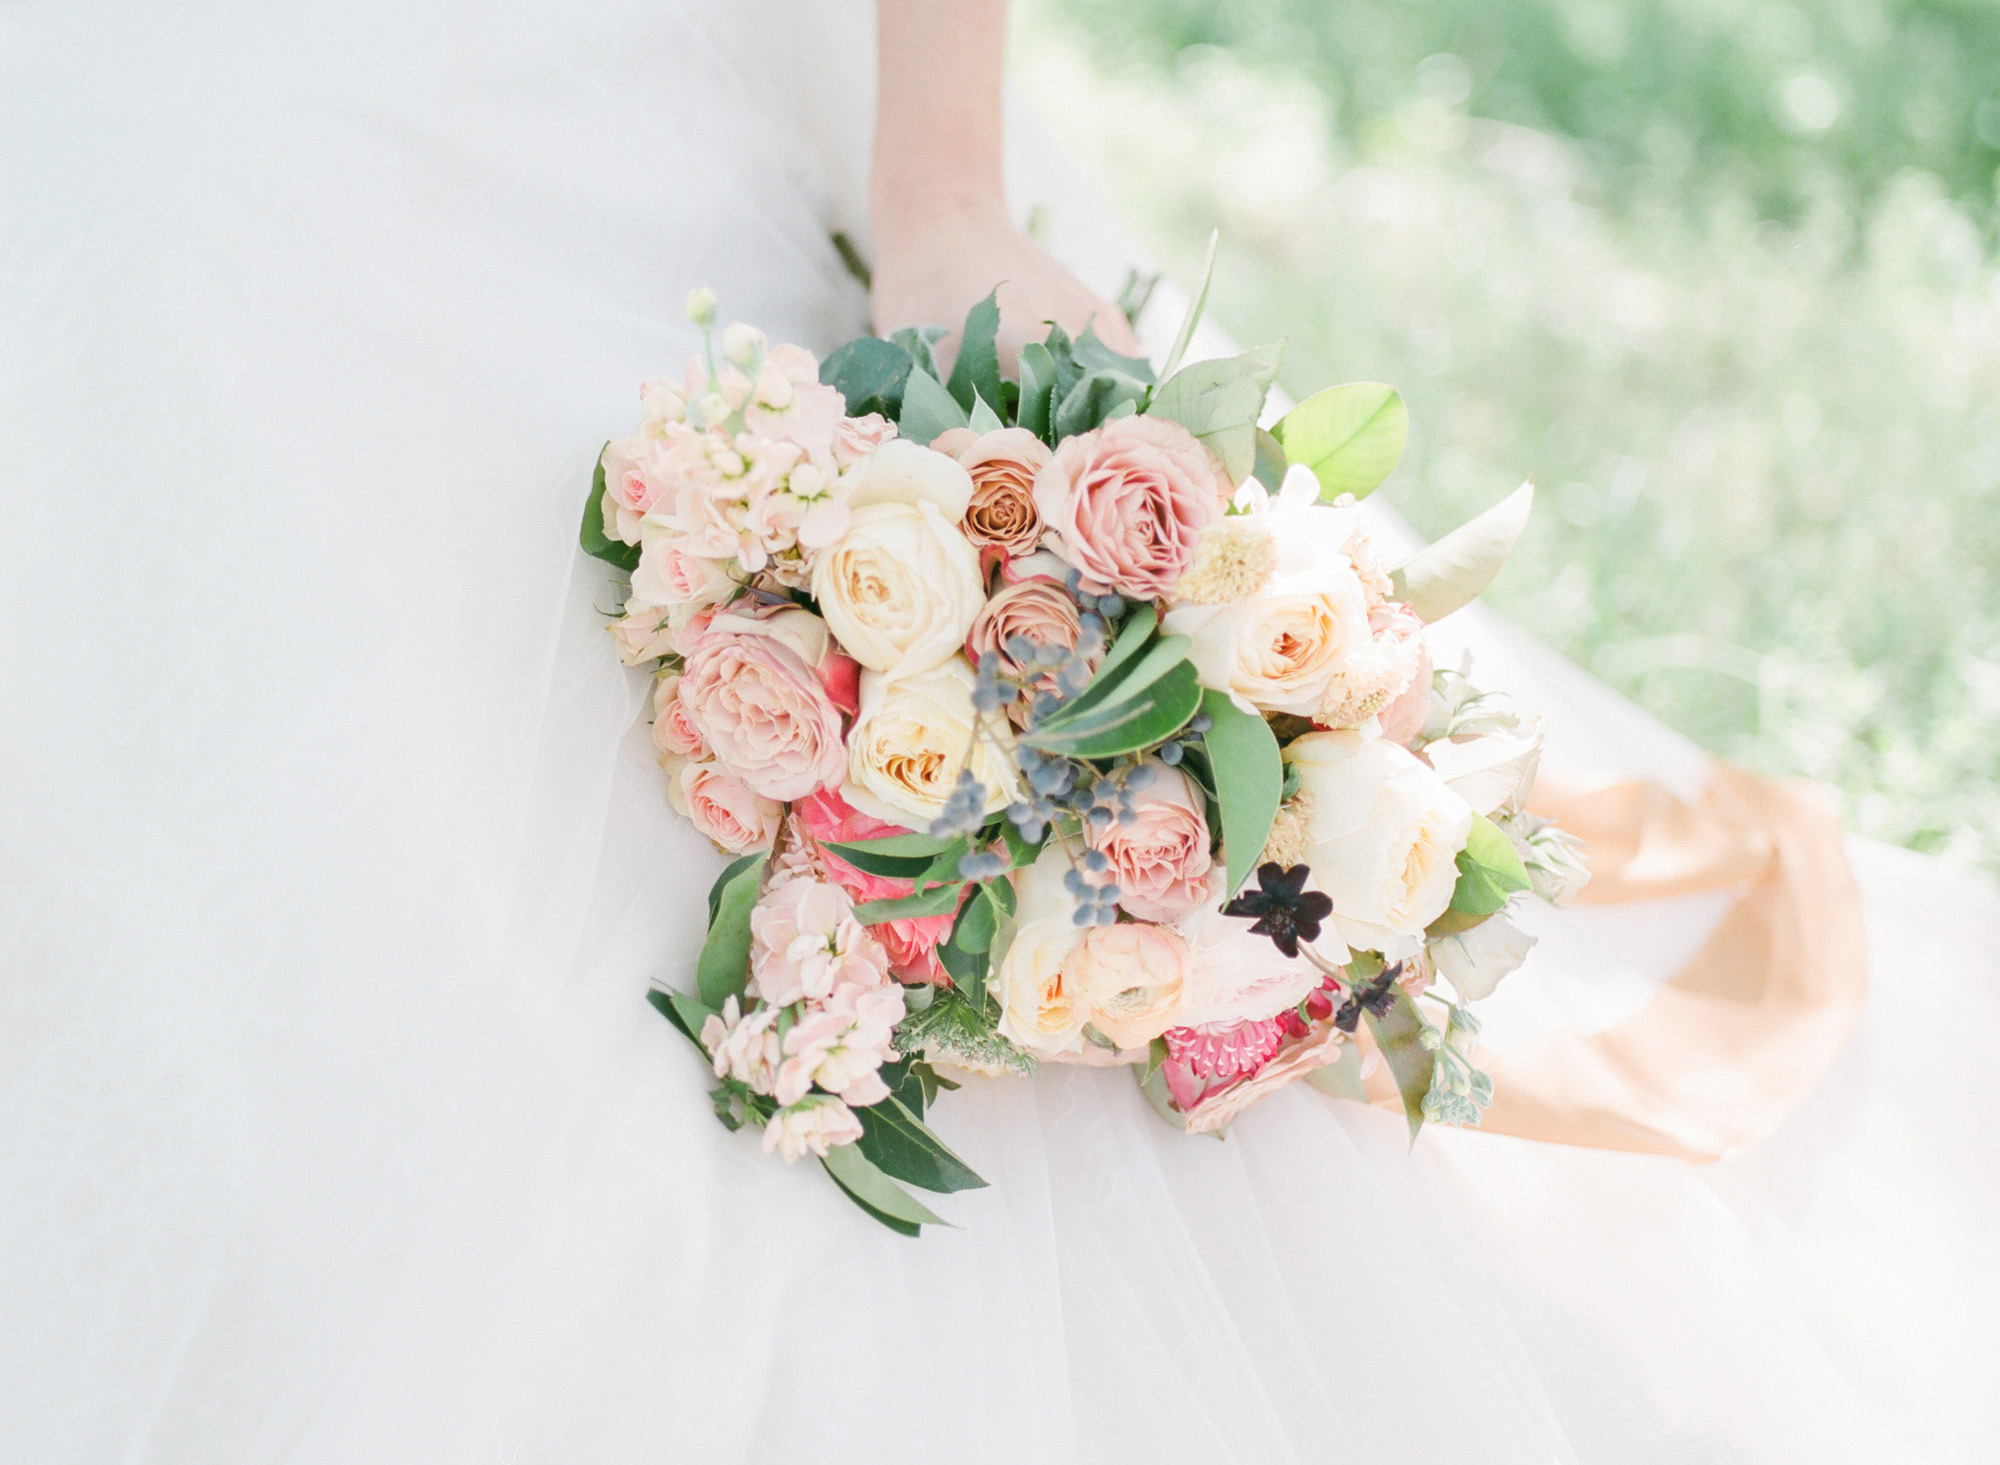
[720,322,766,369]
[684,286,718,327]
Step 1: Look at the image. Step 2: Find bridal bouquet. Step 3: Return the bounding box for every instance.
[582,276,1586,1234]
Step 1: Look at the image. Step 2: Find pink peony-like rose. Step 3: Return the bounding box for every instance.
[678,607,847,802]
[1033,415,1226,600]
[670,760,781,855]
[1088,762,1214,921]
[794,787,954,984]
[1181,1023,1347,1134]
[964,578,1095,725]
[937,426,1051,555]
[651,673,709,761]
[1062,920,1193,1049]
[748,877,893,1008]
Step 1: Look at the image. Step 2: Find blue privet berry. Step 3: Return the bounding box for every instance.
[1082,849,1110,873]
[1189,714,1213,735]
[1085,806,1115,829]
[972,683,1003,714]
[1006,801,1036,826]
[1159,741,1184,766]
[1097,883,1122,904]
[1064,567,1083,594]
[1124,762,1156,789]
[1096,593,1126,619]
[1004,635,1036,663]
[958,850,1007,881]
[1064,868,1090,896]
[977,650,1001,679]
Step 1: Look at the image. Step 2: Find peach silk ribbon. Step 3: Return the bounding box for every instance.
[1365,764,1868,1163]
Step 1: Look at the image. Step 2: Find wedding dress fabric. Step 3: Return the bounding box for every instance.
[3,3,1995,1461]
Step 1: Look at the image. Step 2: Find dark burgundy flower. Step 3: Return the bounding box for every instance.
[1333,962,1405,1033]
[1222,862,1334,959]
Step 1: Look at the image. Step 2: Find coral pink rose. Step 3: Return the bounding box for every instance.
[1033,415,1226,600]
[651,673,709,761]
[678,607,847,801]
[669,760,781,855]
[1087,762,1214,921]
[794,787,954,984]
[938,426,1051,555]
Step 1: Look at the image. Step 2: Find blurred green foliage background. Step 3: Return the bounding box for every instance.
[1020,0,2000,873]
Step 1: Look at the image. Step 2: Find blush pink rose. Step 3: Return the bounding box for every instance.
[1032,415,1226,600]
[1087,761,1214,921]
[651,673,709,761]
[794,787,954,984]
[672,760,781,855]
[679,609,847,802]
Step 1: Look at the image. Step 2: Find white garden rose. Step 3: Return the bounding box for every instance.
[994,847,1090,1057]
[810,499,984,673]
[843,437,975,520]
[843,658,1021,826]
[1286,729,1474,959]
[1163,472,1373,716]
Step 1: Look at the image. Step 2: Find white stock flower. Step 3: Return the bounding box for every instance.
[1286,729,1475,959]
[810,499,984,674]
[761,1095,864,1163]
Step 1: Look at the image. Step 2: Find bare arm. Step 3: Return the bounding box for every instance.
[870,0,1141,367]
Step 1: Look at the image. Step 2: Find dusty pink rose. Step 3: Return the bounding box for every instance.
[1062,920,1193,1049]
[1032,415,1226,600]
[1182,1023,1347,1134]
[965,578,1094,725]
[938,426,1051,555]
[671,760,780,854]
[748,876,892,1007]
[1087,762,1214,921]
[678,608,847,801]
[794,787,954,984]
[651,673,709,761]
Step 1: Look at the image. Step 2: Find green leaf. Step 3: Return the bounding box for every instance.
[968,388,1005,434]
[889,325,947,382]
[646,988,717,1054]
[1022,660,1202,758]
[1158,227,1219,384]
[1251,427,1288,491]
[826,831,955,860]
[821,841,938,879]
[579,445,642,572]
[1363,989,1434,1146]
[1137,1059,1190,1131]
[1141,1036,1169,1088]
[936,930,989,1005]
[1273,382,1409,500]
[818,336,912,419]
[1302,1040,1371,1102]
[954,884,998,952]
[856,1095,989,1193]
[945,289,1004,415]
[1390,481,1535,623]
[984,873,1018,914]
[1042,605,1156,723]
[1450,812,1533,916]
[910,838,971,893]
[854,881,966,923]
[998,819,1041,870]
[1034,633,1191,734]
[697,854,767,1009]
[1197,688,1283,897]
[1017,342,1057,441]
[898,367,969,446]
[822,1141,950,1231]
[1071,324,1157,386]
[1053,368,1148,441]
[1147,353,1271,485]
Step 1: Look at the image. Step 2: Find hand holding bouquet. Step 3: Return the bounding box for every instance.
[582,275,1585,1234]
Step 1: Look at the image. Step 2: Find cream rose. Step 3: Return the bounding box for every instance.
[842,436,974,520]
[1163,562,1372,716]
[810,499,984,673]
[843,658,1021,826]
[1062,921,1192,1050]
[994,848,1090,1057]
[1286,730,1474,959]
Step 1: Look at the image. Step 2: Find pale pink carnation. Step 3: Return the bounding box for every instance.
[1377,632,1433,747]
[1317,600,1427,730]
[678,611,847,801]
[762,1095,865,1163]
[1087,761,1214,921]
[748,877,894,1008]
[1033,415,1226,600]
[774,981,907,1107]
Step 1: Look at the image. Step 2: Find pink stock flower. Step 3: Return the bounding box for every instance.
[774,981,907,1107]
[762,1095,864,1163]
[1086,761,1214,921]
[678,609,847,801]
[794,787,954,984]
[701,996,782,1095]
[1033,415,1226,600]
[748,877,893,1008]
[1377,630,1433,747]
[832,412,899,468]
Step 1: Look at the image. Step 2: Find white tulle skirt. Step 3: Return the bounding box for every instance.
[3,3,1994,1460]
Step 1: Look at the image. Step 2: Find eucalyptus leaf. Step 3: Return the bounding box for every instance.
[898,367,969,446]
[1034,633,1192,734]
[697,854,767,1009]
[821,1142,947,1236]
[1197,688,1283,897]
[889,324,947,382]
[1053,369,1148,441]
[826,831,955,860]
[579,446,642,572]
[1147,354,1267,485]
[1042,605,1156,724]
[1251,427,1288,491]
[1141,1036,1169,1088]
[821,841,938,879]
[1017,342,1057,441]
[818,336,912,418]
[1363,989,1433,1146]
[855,1095,989,1194]
[1302,1041,1371,1101]
[1390,481,1535,623]
[954,885,998,953]
[1273,382,1409,500]
[1158,227,1220,383]
[945,289,1004,415]
[1071,323,1157,385]
[646,988,717,1054]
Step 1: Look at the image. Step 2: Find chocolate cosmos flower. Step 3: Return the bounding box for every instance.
[1222,862,1334,959]
[1333,963,1405,1034]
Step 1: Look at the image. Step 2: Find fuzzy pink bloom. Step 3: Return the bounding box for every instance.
[651,674,709,761]
[678,611,847,801]
[1087,762,1214,921]
[748,877,893,1008]
[774,981,907,1107]
[1033,415,1226,600]
[1317,600,1428,730]
[794,787,954,984]
[1375,619,1433,747]
[673,760,781,854]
